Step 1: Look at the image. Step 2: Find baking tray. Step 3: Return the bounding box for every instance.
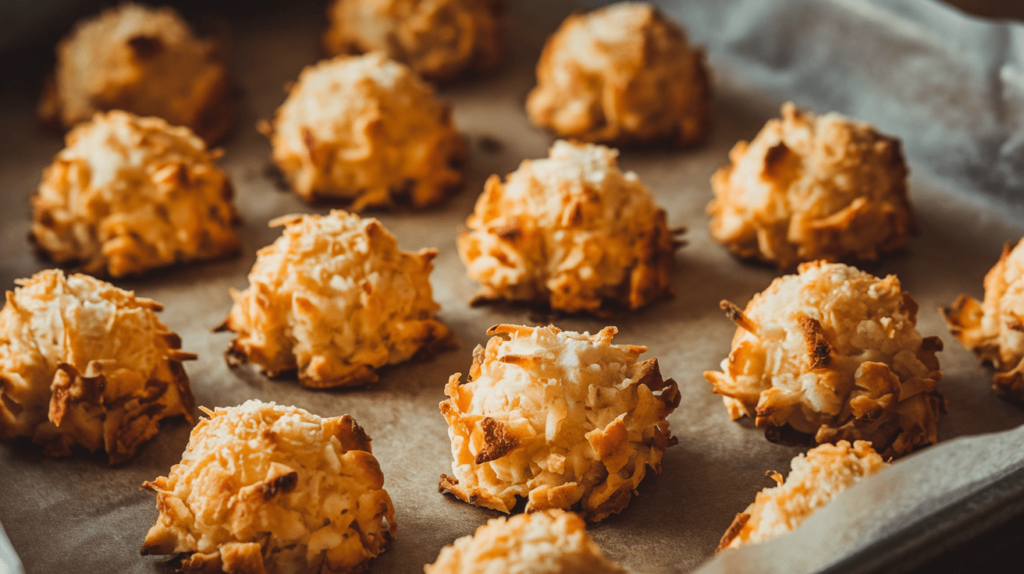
[2,1,1024,573]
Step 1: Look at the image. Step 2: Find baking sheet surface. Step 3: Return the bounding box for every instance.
[3,1,1024,573]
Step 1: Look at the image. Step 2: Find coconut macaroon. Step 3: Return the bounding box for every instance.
[30,111,239,278]
[142,400,396,573]
[708,103,914,270]
[718,441,887,551]
[425,510,626,574]
[526,2,710,146]
[439,324,680,522]
[263,53,465,210]
[704,261,944,459]
[222,210,450,388]
[943,238,1024,402]
[459,140,680,314]
[323,0,501,83]
[38,3,230,143]
[0,270,195,464]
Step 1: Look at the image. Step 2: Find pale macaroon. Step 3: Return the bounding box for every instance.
[142,400,396,573]
[31,110,239,278]
[458,140,681,314]
[222,210,450,388]
[0,269,195,464]
[708,103,913,269]
[439,324,679,522]
[39,2,231,143]
[704,261,944,459]
[262,53,465,209]
[323,0,501,83]
[526,2,710,146]
[425,510,627,573]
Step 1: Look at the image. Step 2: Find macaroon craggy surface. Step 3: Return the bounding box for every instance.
[31,110,240,278]
[0,269,195,464]
[223,210,450,388]
[142,400,396,573]
[943,238,1024,402]
[439,324,680,522]
[708,103,913,270]
[718,440,887,551]
[424,509,627,574]
[323,0,501,83]
[263,53,465,209]
[458,140,680,314]
[526,1,710,146]
[38,2,231,143]
[704,261,944,458]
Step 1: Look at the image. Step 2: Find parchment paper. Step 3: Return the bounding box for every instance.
[2,1,1024,573]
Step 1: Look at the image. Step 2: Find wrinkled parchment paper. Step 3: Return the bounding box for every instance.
[2,1,1024,573]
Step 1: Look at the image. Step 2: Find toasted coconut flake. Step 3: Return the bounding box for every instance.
[31,110,240,278]
[0,270,195,464]
[265,53,465,209]
[704,261,943,458]
[142,400,396,573]
[39,3,230,143]
[323,0,501,83]
[458,140,678,314]
[439,324,679,522]
[223,210,450,388]
[718,441,887,551]
[708,103,914,269]
[526,2,710,146]
[720,300,756,334]
[943,238,1024,402]
[425,509,626,573]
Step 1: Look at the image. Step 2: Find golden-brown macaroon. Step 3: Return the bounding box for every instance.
[943,238,1024,402]
[222,210,450,388]
[38,3,230,143]
[323,0,501,83]
[425,509,627,574]
[458,140,680,314]
[262,53,465,210]
[0,269,195,464]
[525,2,710,146]
[717,440,887,551]
[708,103,913,270]
[704,261,944,459]
[142,400,396,574]
[439,324,679,522]
[30,110,240,278]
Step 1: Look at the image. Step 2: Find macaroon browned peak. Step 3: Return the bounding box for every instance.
[708,102,914,270]
[323,0,502,83]
[439,324,679,522]
[39,2,231,144]
[718,441,887,551]
[262,53,465,210]
[0,269,196,464]
[426,509,627,573]
[31,110,240,278]
[222,210,451,389]
[942,237,1024,403]
[704,261,944,459]
[527,2,711,146]
[142,400,396,573]
[459,140,682,315]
